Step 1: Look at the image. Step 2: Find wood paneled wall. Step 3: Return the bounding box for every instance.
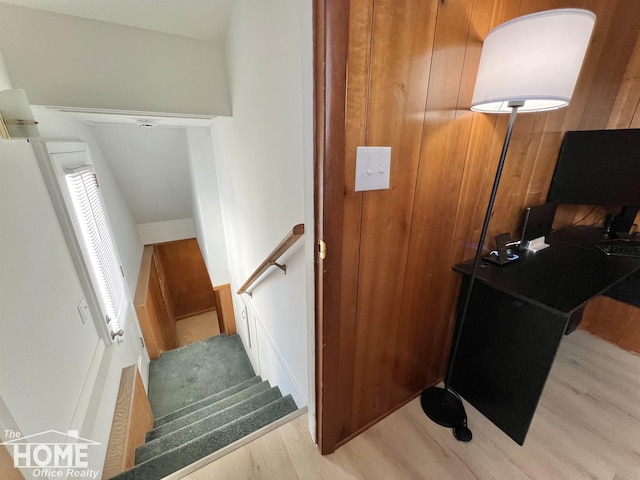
[581,296,640,355]
[155,238,217,319]
[317,0,640,453]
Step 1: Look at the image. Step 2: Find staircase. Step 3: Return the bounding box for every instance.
[111,334,298,480]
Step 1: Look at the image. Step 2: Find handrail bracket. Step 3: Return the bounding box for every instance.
[269,260,287,274]
[237,224,304,296]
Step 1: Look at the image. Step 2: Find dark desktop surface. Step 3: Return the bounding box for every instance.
[553,226,640,307]
[550,224,640,246]
[453,226,640,315]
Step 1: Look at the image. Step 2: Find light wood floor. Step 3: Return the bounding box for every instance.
[176,310,220,347]
[184,331,640,480]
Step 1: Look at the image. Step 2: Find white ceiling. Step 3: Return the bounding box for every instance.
[0,0,234,44]
[90,125,193,224]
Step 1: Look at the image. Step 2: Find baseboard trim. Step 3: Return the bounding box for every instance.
[174,307,216,321]
[164,406,307,480]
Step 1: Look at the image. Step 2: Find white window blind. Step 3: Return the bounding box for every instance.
[65,166,125,339]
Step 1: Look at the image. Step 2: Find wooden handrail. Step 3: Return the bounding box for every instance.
[237,224,305,295]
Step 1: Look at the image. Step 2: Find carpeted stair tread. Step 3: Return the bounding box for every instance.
[137,387,284,464]
[148,334,255,418]
[146,381,272,441]
[153,376,262,428]
[110,395,298,480]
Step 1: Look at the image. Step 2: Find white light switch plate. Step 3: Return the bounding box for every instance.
[355,146,391,192]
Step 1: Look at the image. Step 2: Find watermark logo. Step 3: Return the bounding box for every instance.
[2,429,101,479]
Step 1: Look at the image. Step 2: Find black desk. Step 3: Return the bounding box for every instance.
[604,268,640,307]
[450,227,640,445]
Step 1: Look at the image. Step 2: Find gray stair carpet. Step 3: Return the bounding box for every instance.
[152,375,262,428]
[147,380,271,441]
[111,395,298,480]
[148,334,255,418]
[109,334,298,480]
[137,386,284,463]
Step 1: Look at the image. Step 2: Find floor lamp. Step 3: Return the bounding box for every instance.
[421,8,596,442]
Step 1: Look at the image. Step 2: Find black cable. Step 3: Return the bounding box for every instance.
[590,213,607,227]
[569,206,598,227]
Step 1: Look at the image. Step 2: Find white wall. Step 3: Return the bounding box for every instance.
[0,3,231,116]
[211,0,314,414]
[299,0,317,439]
[137,218,197,245]
[0,140,146,478]
[0,139,99,441]
[187,127,229,286]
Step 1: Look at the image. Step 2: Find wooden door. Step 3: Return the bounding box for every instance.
[151,247,176,322]
[150,248,178,351]
[134,246,177,359]
[314,0,351,454]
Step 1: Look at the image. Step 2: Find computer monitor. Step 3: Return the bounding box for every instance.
[546,128,640,236]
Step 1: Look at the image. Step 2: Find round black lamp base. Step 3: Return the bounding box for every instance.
[420,386,465,427]
[421,386,472,442]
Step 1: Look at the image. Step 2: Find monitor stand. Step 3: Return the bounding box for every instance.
[524,236,550,252]
[609,206,639,239]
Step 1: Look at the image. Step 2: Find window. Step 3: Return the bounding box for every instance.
[46,144,129,342]
[65,165,125,339]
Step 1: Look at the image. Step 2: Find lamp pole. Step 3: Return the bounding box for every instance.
[444,101,521,386]
[420,102,521,442]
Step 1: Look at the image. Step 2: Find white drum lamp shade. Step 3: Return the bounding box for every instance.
[471,9,596,113]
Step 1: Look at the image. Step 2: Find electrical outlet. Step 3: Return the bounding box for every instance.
[77,298,91,325]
